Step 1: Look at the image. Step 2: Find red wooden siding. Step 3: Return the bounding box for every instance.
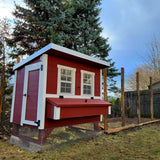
[46,101,54,119]
[25,69,39,121]
[60,106,108,119]
[47,55,101,96]
[45,115,100,129]
[27,57,41,65]
[13,68,25,124]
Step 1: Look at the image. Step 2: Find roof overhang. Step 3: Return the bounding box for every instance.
[13,43,110,70]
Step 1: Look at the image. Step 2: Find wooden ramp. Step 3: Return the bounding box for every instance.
[99,119,160,134]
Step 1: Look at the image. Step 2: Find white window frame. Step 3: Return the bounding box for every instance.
[57,65,76,96]
[81,70,95,97]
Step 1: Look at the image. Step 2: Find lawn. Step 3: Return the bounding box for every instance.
[1,123,160,160]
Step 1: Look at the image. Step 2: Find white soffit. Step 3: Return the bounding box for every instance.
[13,43,110,70]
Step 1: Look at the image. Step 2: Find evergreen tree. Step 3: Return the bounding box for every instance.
[8,0,119,91]
[0,18,14,123]
[8,0,68,57]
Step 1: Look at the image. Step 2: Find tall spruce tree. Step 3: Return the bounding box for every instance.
[0,18,14,123]
[8,0,119,91]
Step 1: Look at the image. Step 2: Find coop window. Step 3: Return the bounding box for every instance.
[57,65,76,95]
[81,70,95,96]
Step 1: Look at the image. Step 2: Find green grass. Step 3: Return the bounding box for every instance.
[1,123,160,160]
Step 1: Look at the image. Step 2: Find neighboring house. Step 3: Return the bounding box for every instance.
[152,81,160,89]
[10,43,112,145]
[148,80,160,90]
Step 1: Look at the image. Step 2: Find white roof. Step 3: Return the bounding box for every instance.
[13,43,110,70]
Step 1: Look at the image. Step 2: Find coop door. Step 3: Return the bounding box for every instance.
[21,63,42,127]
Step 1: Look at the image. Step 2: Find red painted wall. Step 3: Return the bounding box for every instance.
[13,67,25,124]
[47,55,101,96]
[45,115,100,129]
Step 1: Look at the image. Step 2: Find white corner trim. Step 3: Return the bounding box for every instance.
[100,115,103,122]
[10,71,17,123]
[108,106,111,115]
[37,54,48,129]
[13,43,110,71]
[100,69,102,99]
[54,106,60,120]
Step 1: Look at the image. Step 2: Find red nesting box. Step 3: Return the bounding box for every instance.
[10,43,112,130]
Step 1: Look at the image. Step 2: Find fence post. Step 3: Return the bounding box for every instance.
[103,68,107,132]
[136,72,141,124]
[150,77,154,120]
[121,68,125,126]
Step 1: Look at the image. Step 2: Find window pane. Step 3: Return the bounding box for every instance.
[61,87,65,93]
[83,84,92,95]
[83,73,92,85]
[84,73,87,79]
[66,70,71,75]
[87,86,91,90]
[87,89,91,94]
[83,78,87,83]
[66,88,71,93]
[88,79,91,84]
[61,75,66,81]
[66,83,71,87]
[67,76,72,81]
[61,82,65,87]
[61,69,65,74]
[60,68,73,94]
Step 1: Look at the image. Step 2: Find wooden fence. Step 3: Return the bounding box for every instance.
[125,89,160,118]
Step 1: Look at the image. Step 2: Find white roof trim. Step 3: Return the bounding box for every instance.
[13,43,110,70]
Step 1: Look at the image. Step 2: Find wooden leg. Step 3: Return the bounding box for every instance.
[93,122,100,131]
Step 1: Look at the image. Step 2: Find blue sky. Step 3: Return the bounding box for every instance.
[100,0,160,87]
[1,0,160,89]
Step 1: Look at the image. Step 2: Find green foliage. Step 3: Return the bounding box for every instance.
[0,18,14,132]
[8,0,119,91]
[109,97,121,117]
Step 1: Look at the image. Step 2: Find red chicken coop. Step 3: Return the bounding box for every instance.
[10,43,112,145]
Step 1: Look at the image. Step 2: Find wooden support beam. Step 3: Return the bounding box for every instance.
[100,119,160,134]
[150,77,154,121]
[103,68,107,132]
[136,72,141,124]
[121,68,125,127]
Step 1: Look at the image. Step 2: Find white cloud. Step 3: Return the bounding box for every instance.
[0,0,14,19]
[0,0,25,19]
